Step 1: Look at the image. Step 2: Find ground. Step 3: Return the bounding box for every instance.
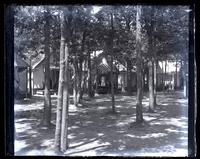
[14,91,188,156]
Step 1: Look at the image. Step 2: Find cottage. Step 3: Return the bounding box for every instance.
[31,53,59,94]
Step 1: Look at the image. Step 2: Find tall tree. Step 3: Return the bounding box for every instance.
[54,10,65,151]
[146,6,155,112]
[60,42,70,151]
[55,7,72,151]
[148,60,154,112]
[109,12,115,112]
[126,58,132,95]
[135,5,143,123]
[43,7,52,127]
[73,52,79,106]
[153,60,157,105]
[78,31,86,101]
[87,46,93,98]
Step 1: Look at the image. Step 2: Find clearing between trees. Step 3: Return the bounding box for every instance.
[15,91,188,156]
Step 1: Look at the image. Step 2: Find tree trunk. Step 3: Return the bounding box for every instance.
[180,60,183,89]
[154,60,157,106]
[148,60,154,112]
[147,6,156,110]
[78,58,83,101]
[122,72,126,93]
[151,6,157,106]
[110,55,115,112]
[28,66,32,97]
[183,61,188,97]
[162,61,164,91]
[110,13,115,112]
[76,60,81,104]
[175,58,178,90]
[124,12,132,95]
[94,51,98,92]
[135,5,143,124]
[165,60,167,90]
[83,59,87,94]
[87,49,93,98]
[73,58,79,106]
[43,8,51,127]
[78,31,86,101]
[126,58,132,95]
[60,43,69,151]
[54,11,65,151]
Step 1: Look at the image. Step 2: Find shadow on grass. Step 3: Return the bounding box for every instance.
[15,91,188,156]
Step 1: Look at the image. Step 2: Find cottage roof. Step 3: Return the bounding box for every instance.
[32,54,45,69]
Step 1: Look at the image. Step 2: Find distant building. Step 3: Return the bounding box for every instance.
[94,58,119,94]
[156,60,182,91]
[30,53,59,94]
[27,49,183,96]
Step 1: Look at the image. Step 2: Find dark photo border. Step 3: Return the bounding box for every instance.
[3,0,197,158]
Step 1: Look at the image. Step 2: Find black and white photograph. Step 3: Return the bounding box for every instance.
[12,5,195,156]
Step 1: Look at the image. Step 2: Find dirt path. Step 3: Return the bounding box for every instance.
[14,91,188,156]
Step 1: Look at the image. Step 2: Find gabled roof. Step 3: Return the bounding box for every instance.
[32,54,45,69]
[96,58,118,74]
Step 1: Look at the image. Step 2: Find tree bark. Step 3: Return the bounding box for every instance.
[73,57,79,106]
[82,60,87,95]
[94,51,98,92]
[126,58,132,95]
[60,43,69,151]
[28,66,32,96]
[122,71,126,93]
[135,5,143,123]
[43,8,51,127]
[147,6,156,110]
[162,61,164,91]
[180,60,183,89]
[110,55,115,112]
[78,32,86,101]
[154,60,157,106]
[175,58,178,90]
[110,13,115,112]
[183,60,188,97]
[165,60,167,90]
[78,58,83,101]
[148,60,154,112]
[54,11,65,151]
[87,48,93,98]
